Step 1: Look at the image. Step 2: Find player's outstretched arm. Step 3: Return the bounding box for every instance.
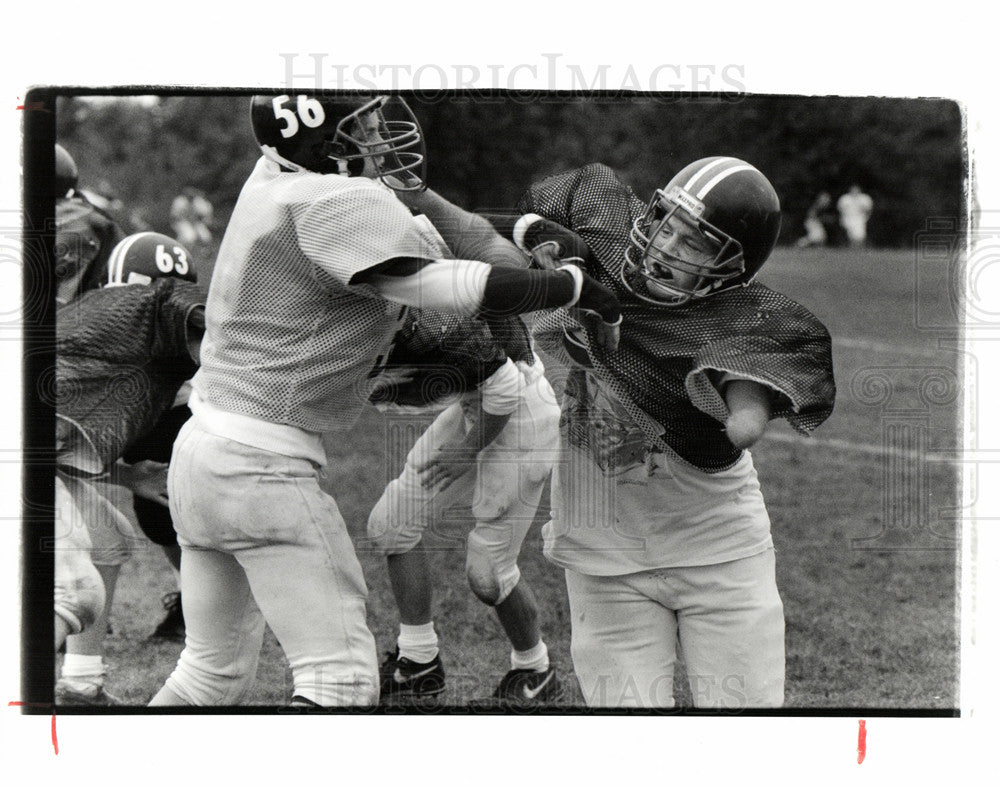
[395,187,529,269]
[414,408,513,490]
[723,379,772,449]
[362,259,622,351]
[412,356,522,489]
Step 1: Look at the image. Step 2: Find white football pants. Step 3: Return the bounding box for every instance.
[565,548,785,708]
[160,418,378,706]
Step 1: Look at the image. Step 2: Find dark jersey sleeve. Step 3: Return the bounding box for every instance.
[685,298,837,435]
[56,279,204,470]
[516,163,643,290]
[370,309,510,408]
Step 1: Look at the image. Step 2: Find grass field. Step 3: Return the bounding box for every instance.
[84,246,962,711]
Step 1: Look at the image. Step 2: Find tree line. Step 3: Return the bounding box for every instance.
[56,93,964,249]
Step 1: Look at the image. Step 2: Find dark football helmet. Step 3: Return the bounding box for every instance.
[249,93,426,191]
[622,156,781,306]
[55,143,78,198]
[105,232,199,286]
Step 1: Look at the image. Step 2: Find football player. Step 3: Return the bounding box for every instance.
[494,159,835,707]
[368,304,563,706]
[148,94,621,708]
[53,143,125,305]
[54,232,205,702]
[111,233,203,642]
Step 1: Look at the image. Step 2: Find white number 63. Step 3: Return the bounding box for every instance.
[155,244,190,275]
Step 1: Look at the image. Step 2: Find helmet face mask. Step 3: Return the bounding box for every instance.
[622,157,782,307]
[625,188,746,306]
[250,94,426,191]
[330,96,426,190]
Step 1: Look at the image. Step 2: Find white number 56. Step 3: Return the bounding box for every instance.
[272,95,326,139]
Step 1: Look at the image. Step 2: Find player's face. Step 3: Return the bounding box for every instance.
[641,209,720,300]
[351,110,391,178]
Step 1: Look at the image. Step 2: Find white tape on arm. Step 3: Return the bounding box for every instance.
[370,259,491,317]
[557,264,584,307]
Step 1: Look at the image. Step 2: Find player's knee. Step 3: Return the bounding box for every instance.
[465,535,520,606]
[54,551,106,635]
[466,558,503,605]
[367,490,423,555]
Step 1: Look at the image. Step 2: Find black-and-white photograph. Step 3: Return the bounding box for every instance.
[22,89,963,713]
[6,7,999,777]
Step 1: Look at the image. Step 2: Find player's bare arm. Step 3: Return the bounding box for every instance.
[115,459,170,507]
[413,355,524,489]
[414,408,513,491]
[394,186,529,269]
[722,378,772,449]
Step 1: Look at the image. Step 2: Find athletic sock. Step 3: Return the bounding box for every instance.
[511,641,549,672]
[59,654,106,688]
[397,622,439,664]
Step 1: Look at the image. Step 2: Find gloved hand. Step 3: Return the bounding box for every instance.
[514,214,595,270]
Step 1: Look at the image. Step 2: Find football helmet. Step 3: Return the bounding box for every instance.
[249,93,426,190]
[55,143,78,198]
[105,232,199,287]
[623,156,781,306]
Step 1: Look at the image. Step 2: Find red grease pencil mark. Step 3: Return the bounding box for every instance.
[14,97,49,112]
[8,701,59,755]
[857,719,867,764]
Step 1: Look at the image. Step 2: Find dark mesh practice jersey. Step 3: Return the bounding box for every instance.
[370,309,533,408]
[56,278,203,473]
[521,164,836,472]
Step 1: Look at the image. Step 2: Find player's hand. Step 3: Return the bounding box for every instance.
[568,269,622,353]
[414,443,478,490]
[368,366,417,403]
[518,217,594,271]
[124,460,170,506]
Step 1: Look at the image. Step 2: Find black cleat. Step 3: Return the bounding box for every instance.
[493,666,561,705]
[379,649,445,699]
[150,591,185,640]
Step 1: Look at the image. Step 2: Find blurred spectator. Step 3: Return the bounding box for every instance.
[837,184,874,247]
[170,187,214,247]
[796,191,837,248]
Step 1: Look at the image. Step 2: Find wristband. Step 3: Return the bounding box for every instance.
[512,213,545,252]
[557,264,584,307]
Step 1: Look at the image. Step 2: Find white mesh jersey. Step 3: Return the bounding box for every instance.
[194,157,445,432]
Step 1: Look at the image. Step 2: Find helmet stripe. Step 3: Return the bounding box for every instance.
[695,163,756,200]
[107,232,149,285]
[682,157,733,193]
